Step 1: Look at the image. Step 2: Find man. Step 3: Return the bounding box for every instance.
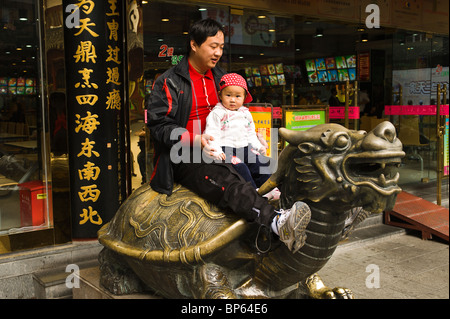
[146,18,310,253]
[358,89,370,115]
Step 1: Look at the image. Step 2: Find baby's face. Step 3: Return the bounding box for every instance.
[220,86,246,111]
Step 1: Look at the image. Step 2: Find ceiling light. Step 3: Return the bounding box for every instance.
[315,28,323,38]
[268,28,276,32]
[258,15,266,19]
[161,18,169,22]
[198,8,207,11]
[361,33,368,42]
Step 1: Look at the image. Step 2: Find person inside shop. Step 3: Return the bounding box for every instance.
[2,98,26,123]
[203,73,277,195]
[146,18,310,253]
[328,87,342,106]
[335,84,346,105]
[309,92,322,105]
[298,94,308,105]
[358,89,370,115]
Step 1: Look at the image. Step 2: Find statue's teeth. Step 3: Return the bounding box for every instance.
[379,174,387,186]
[393,172,400,183]
[380,163,386,169]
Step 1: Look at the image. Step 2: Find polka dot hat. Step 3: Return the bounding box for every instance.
[219,73,253,104]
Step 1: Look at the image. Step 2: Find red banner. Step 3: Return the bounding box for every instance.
[329,106,360,119]
[385,105,449,116]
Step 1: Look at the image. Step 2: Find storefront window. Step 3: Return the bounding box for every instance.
[0,2,52,237]
[391,31,449,186]
[227,10,295,110]
[141,0,448,198]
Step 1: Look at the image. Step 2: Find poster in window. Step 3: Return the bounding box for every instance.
[318,71,328,83]
[315,58,326,71]
[338,69,349,81]
[305,59,316,72]
[260,65,268,76]
[275,63,284,74]
[345,55,356,68]
[335,56,347,69]
[348,68,356,81]
[277,74,286,85]
[267,64,276,75]
[308,71,318,83]
[325,57,336,69]
[327,70,338,82]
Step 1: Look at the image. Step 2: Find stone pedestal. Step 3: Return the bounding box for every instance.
[73,266,161,299]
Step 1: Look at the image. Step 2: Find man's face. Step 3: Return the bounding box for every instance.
[190,31,224,74]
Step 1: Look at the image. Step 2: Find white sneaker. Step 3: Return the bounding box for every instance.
[273,201,311,253]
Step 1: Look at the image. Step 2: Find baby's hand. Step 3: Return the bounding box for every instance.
[212,151,226,161]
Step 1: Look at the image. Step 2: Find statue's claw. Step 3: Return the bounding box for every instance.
[305,273,354,299]
[195,264,237,299]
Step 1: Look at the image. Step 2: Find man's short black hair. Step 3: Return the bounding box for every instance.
[187,18,225,55]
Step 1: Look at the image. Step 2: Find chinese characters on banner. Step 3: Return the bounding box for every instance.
[328,106,360,119]
[248,105,273,157]
[63,0,124,238]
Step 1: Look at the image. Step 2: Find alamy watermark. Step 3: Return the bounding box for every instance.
[365,264,380,289]
[169,126,279,175]
[65,263,80,289]
[65,4,80,29]
[365,4,380,29]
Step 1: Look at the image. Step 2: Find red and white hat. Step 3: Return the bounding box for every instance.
[219,73,253,104]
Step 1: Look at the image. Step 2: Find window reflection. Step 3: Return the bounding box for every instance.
[0,1,48,234]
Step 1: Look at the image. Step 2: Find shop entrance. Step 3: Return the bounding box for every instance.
[390,31,448,203]
[139,1,448,205]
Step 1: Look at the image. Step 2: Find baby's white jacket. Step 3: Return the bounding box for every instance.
[204,103,264,156]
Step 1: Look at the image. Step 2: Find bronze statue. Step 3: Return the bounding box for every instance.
[98,121,404,299]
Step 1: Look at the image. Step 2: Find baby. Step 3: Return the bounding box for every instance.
[204,73,271,189]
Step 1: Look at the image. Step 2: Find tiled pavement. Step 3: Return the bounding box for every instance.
[319,233,449,299]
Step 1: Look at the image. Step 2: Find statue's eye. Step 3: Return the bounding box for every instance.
[335,135,349,148]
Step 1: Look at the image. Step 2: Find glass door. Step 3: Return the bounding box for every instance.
[0,0,52,238]
[392,31,449,195]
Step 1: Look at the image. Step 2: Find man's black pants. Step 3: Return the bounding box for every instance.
[173,161,276,227]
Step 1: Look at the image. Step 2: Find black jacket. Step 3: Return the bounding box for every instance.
[146,56,226,195]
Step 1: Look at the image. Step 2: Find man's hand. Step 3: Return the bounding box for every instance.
[194,134,225,160]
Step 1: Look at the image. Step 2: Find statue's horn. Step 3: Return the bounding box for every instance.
[279,127,319,146]
[257,143,297,196]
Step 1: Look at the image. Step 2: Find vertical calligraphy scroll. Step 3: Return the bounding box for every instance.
[63,0,125,238]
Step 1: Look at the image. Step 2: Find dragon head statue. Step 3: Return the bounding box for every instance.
[260,121,405,214]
